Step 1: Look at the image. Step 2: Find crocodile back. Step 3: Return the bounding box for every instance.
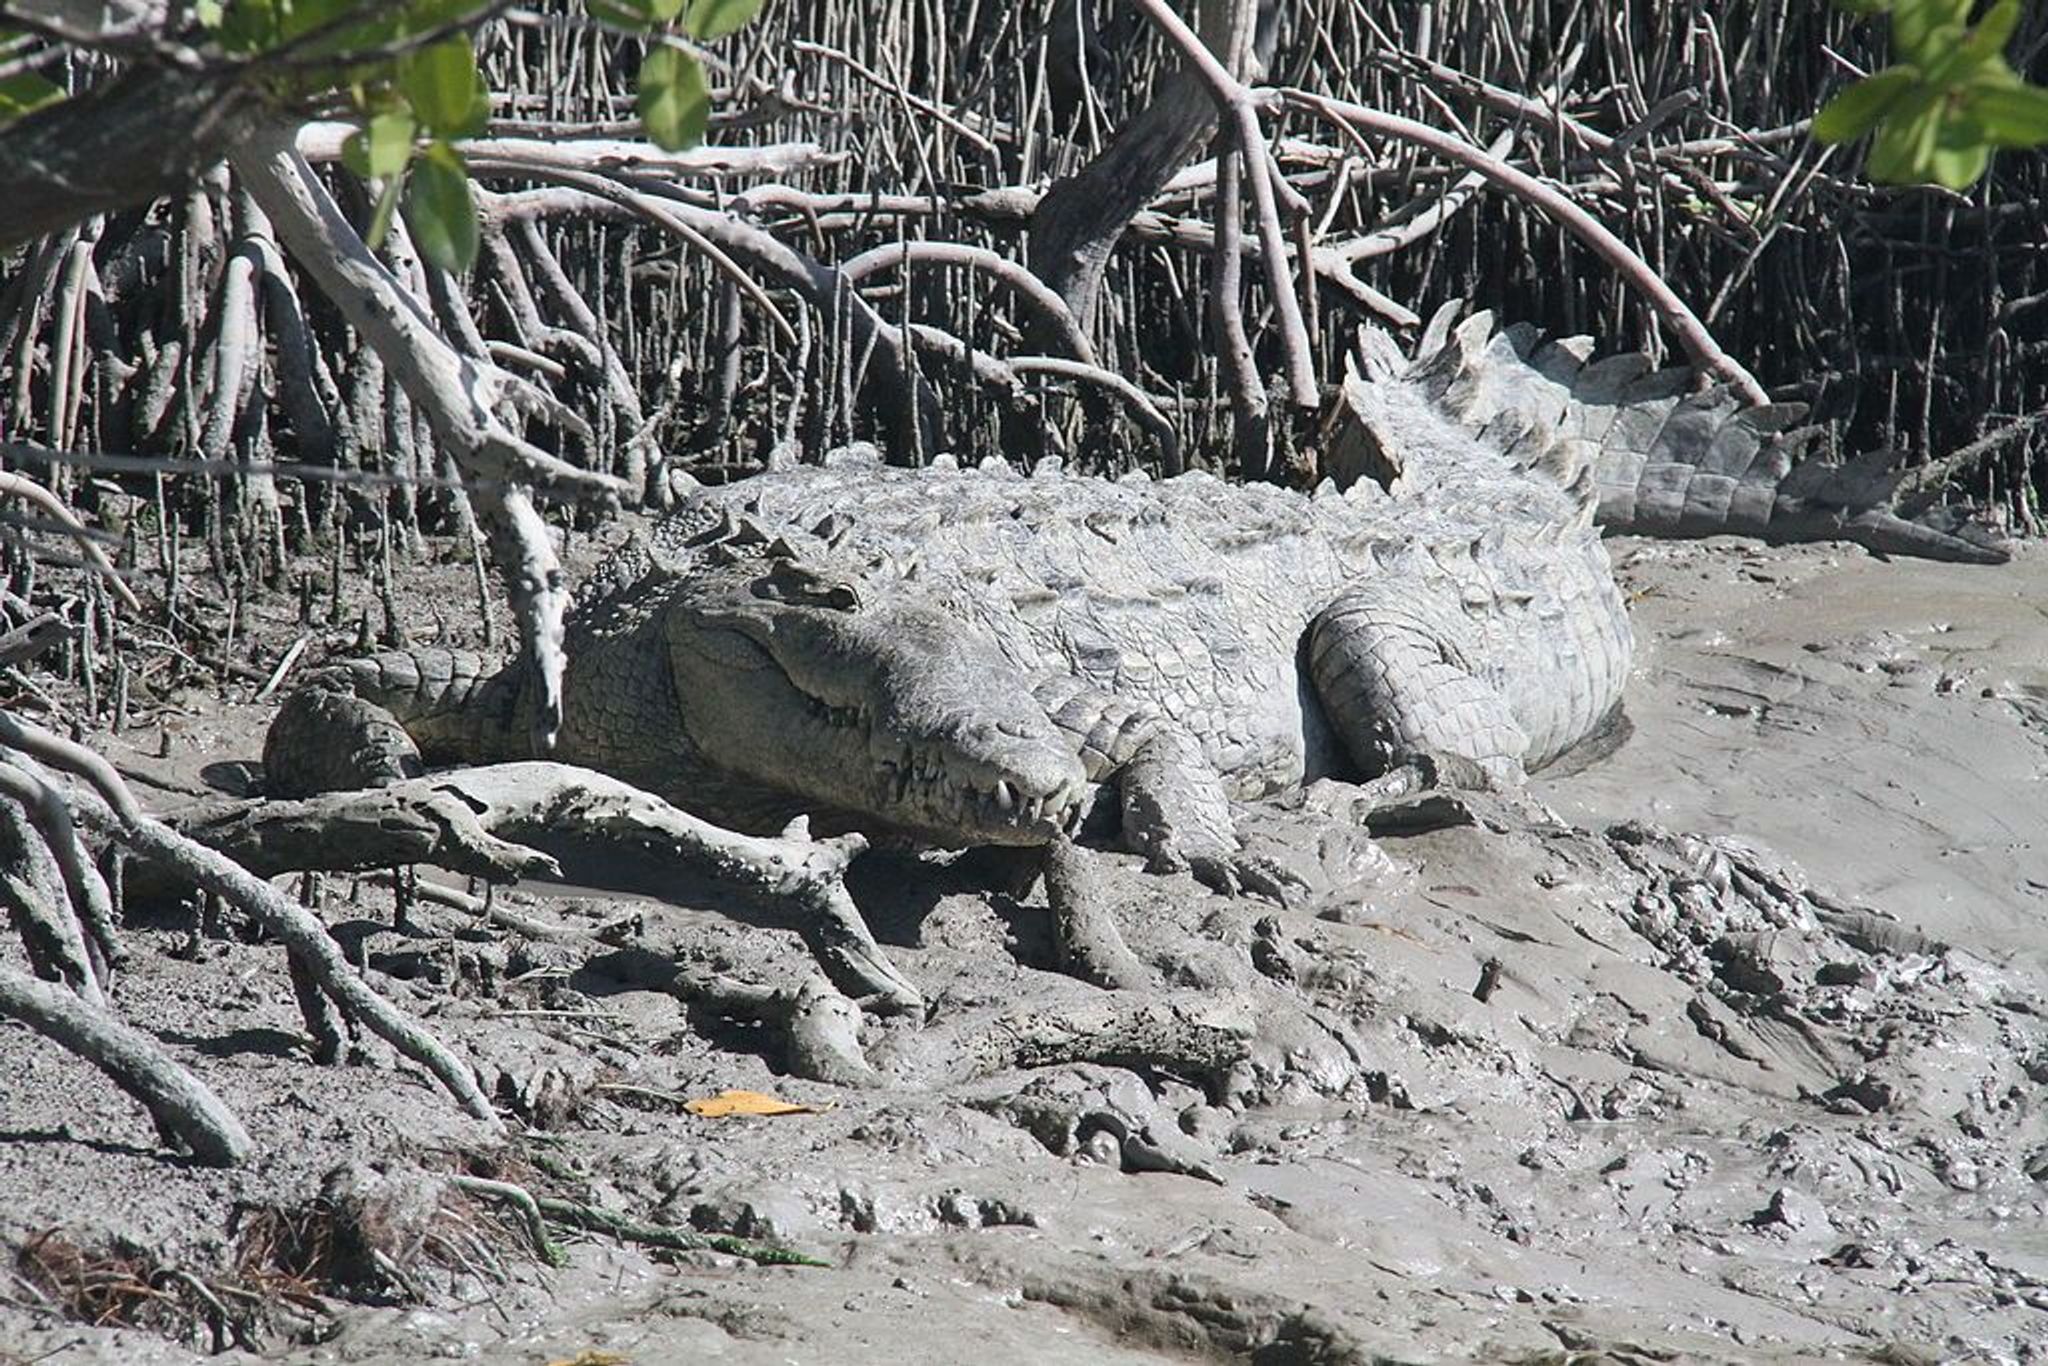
[659,446,1627,792]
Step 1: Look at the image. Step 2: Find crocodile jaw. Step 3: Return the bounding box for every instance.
[668,594,1087,845]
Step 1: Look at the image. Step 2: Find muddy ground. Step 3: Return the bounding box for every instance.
[2,531,2044,1365]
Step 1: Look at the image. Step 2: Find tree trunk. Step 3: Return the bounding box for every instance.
[1027,0,1272,330]
[0,65,248,252]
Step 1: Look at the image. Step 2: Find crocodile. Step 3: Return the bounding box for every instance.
[264,309,2006,880]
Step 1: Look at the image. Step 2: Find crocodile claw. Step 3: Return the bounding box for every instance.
[1186,851,1309,906]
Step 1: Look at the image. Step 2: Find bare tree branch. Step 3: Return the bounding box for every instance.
[1279,88,1770,406]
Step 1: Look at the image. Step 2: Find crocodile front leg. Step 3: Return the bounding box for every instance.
[1031,675,1299,901]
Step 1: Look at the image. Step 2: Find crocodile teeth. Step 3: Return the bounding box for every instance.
[994,780,1015,812]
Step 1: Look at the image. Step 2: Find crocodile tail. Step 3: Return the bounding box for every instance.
[1337,305,2010,564]
[263,648,523,797]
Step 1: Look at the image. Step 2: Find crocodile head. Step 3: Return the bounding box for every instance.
[664,553,1089,845]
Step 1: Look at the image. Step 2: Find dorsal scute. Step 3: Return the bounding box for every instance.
[1331,311,1600,529]
[1330,308,1828,535]
[821,441,885,468]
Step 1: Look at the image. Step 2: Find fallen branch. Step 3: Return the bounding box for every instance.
[0,613,71,669]
[878,990,1256,1087]
[431,764,920,1011]
[677,971,877,1088]
[1893,412,2048,511]
[159,785,560,887]
[160,762,923,1012]
[1043,838,1152,991]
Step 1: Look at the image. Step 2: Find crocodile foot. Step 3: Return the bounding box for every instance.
[1184,850,1310,906]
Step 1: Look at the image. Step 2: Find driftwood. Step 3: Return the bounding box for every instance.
[684,968,1254,1090]
[678,971,879,1089]
[160,786,561,889]
[161,761,923,1012]
[877,990,1257,1089]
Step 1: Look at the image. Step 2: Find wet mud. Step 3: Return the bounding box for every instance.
[3,536,2044,1364]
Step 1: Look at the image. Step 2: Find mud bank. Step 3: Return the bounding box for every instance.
[2,535,2043,1365]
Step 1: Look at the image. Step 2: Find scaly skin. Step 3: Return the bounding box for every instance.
[265,312,2005,881]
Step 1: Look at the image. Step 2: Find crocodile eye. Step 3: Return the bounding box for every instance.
[753,562,862,612]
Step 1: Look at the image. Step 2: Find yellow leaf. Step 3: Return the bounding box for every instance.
[546,1352,630,1366]
[682,1088,819,1117]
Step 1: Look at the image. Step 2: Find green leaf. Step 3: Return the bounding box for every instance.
[352,101,422,248]
[683,0,760,40]
[638,45,709,151]
[1832,0,1894,13]
[1864,88,1940,181]
[1916,0,2018,89]
[1893,0,1974,64]
[587,0,660,27]
[364,107,418,178]
[1813,66,1919,143]
[341,129,371,177]
[399,38,490,139]
[1956,0,2021,62]
[401,139,479,272]
[1970,81,2048,146]
[0,71,63,122]
[1926,111,1992,188]
[365,168,404,250]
